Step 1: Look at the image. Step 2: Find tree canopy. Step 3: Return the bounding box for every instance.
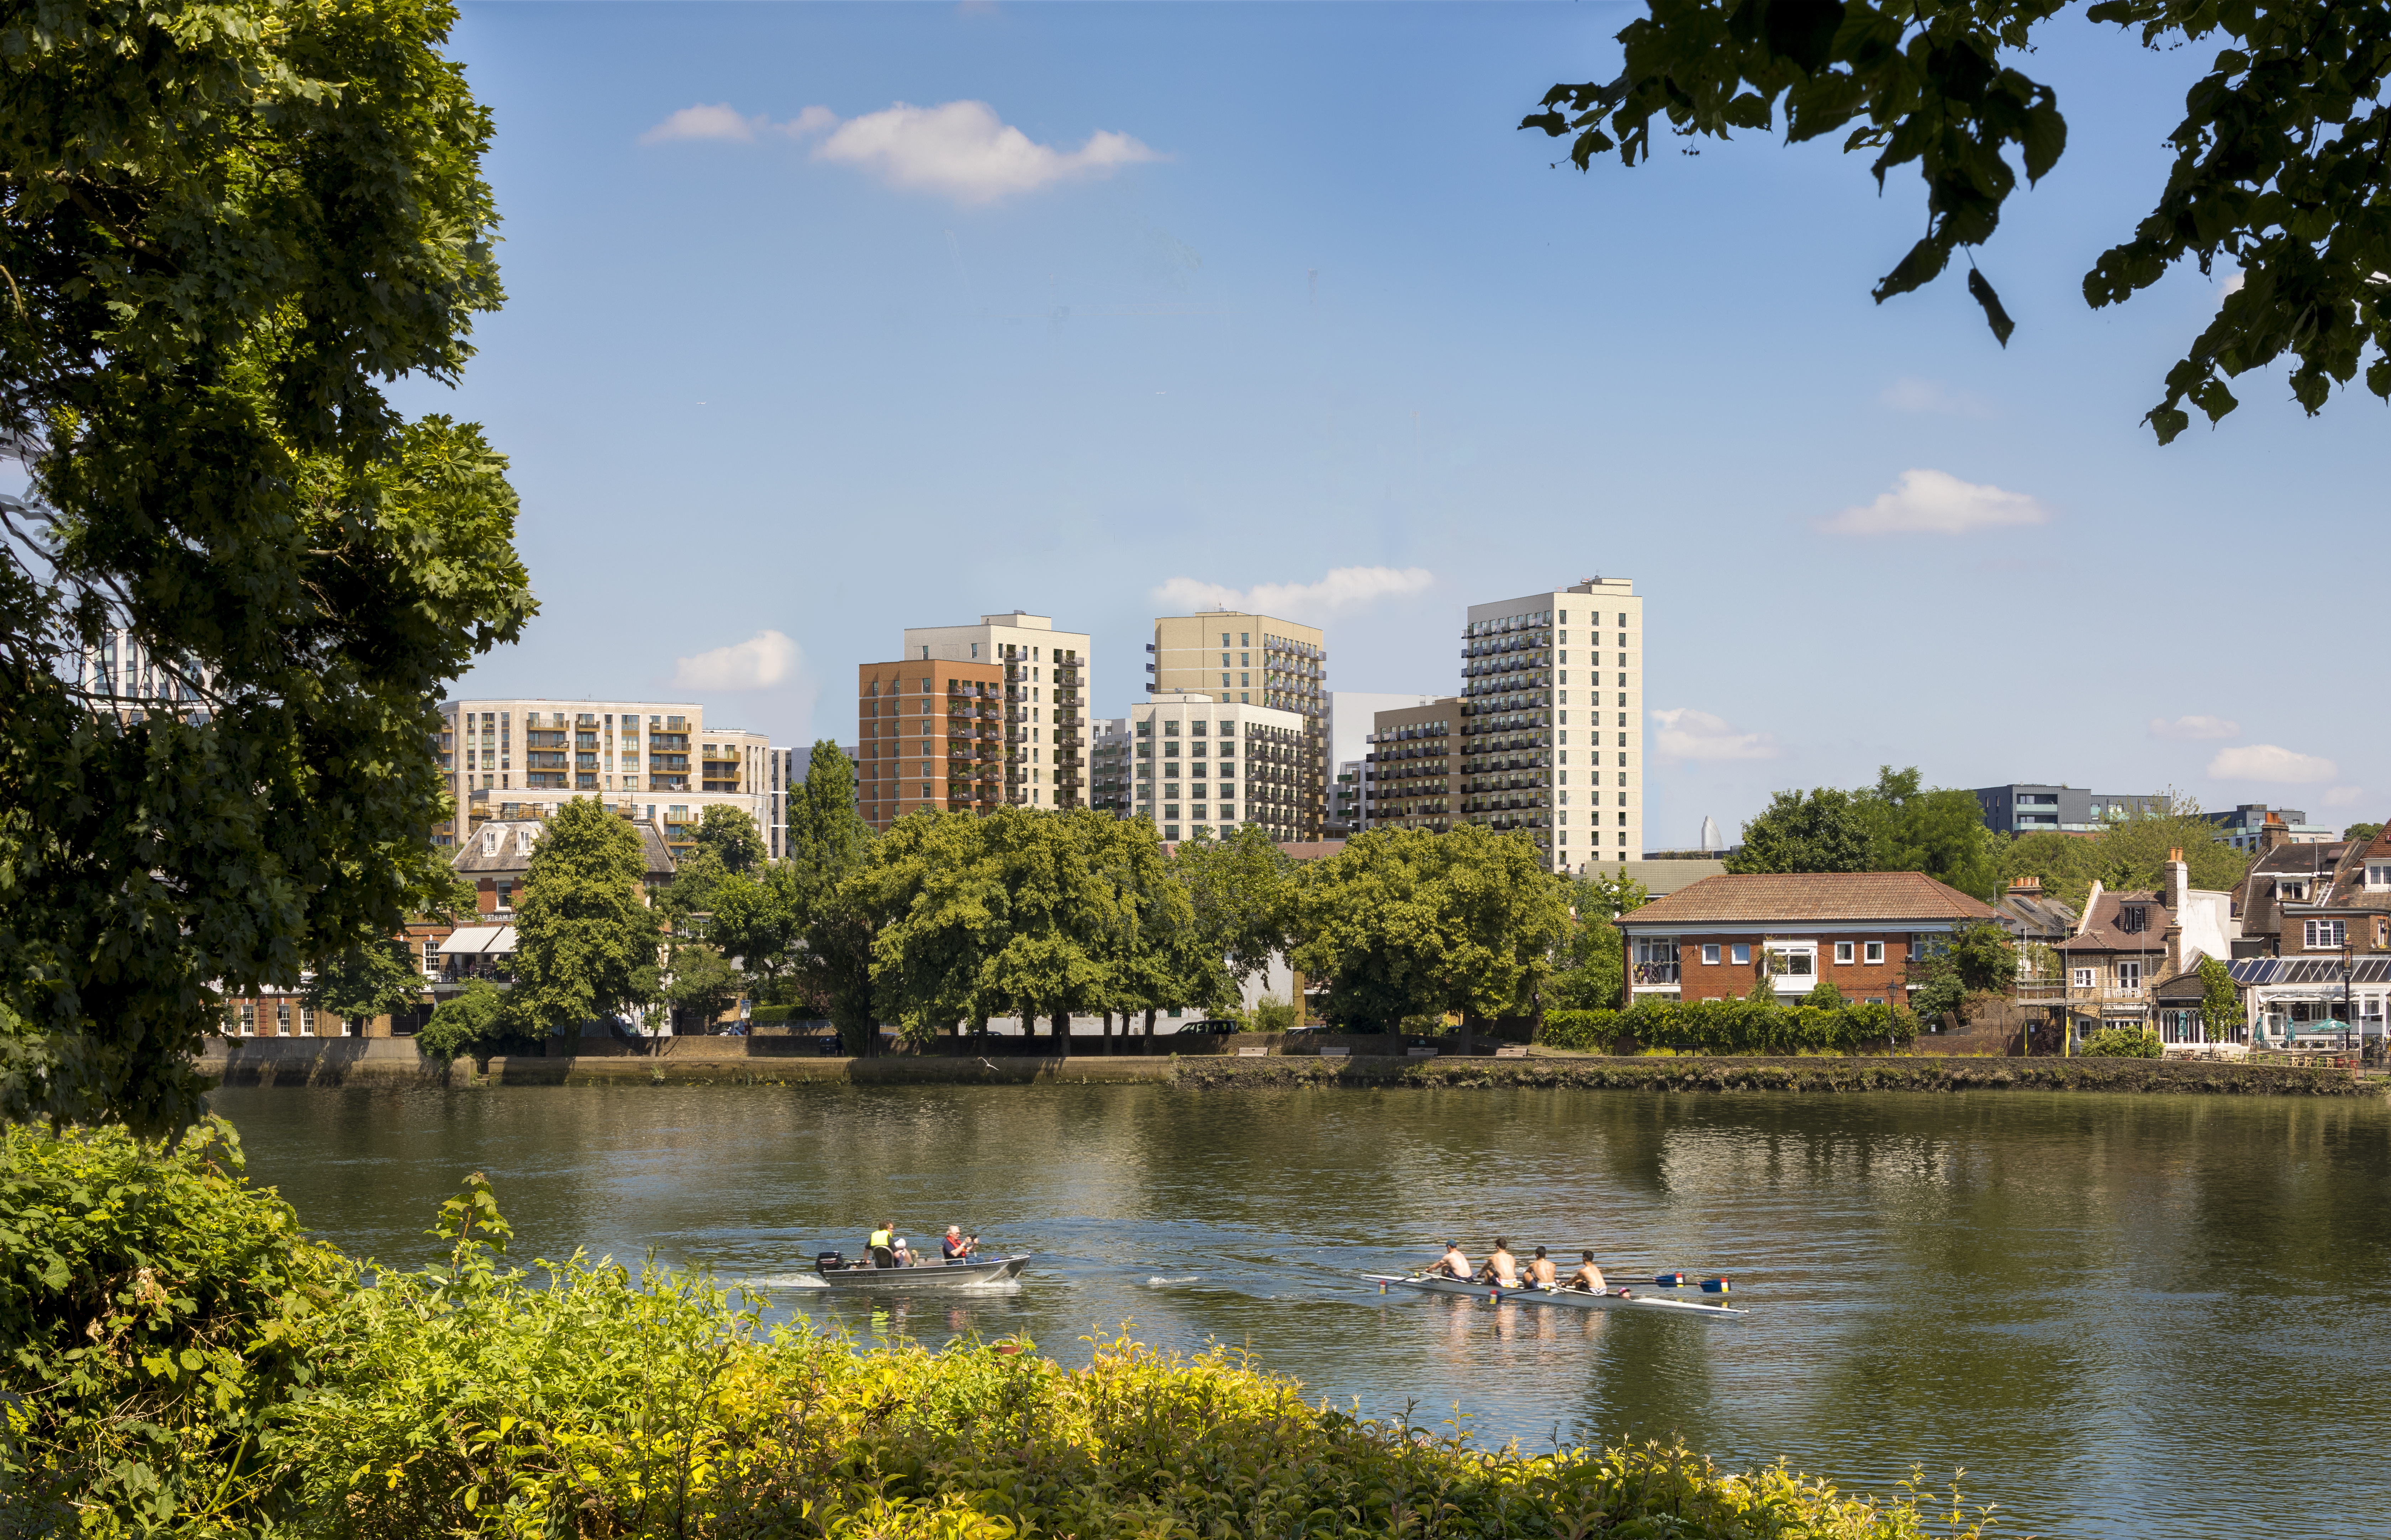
[1289,826,1570,1033]
[782,740,880,1052]
[301,942,424,1034]
[1730,767,1999,899]
[1997,799,2248,908]
[1547,868,1651,1011]
[0,0,531,1133]
[691,806,765,876]
[1523,1,2391,441]
[509,801,657,1038]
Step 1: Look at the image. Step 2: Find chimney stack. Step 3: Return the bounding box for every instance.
[2166,848,2190,917]
[2260,813,2287,856]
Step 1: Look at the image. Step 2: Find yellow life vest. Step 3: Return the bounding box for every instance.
[869,1228,893,1251]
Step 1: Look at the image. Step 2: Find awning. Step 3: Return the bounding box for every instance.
[437,925,518,956]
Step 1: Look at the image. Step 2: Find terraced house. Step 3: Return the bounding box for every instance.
[2228,822,2391,1046]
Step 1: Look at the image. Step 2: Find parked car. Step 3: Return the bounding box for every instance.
[1167,1018,1240,1036]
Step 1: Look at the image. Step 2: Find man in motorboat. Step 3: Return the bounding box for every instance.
[891,1235,914,1267]
[1524,1246,1557,1288]
[867,1221,897,1269]
[1560,1250,1609,1293]
[942,1226,978,1263]
[1476,1238,1522,1287]
[1424,1242,1473,1280]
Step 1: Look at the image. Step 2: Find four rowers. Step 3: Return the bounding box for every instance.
[1422,1239,1613,1292]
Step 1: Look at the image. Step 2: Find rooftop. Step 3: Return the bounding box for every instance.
[1621,872,1998,926]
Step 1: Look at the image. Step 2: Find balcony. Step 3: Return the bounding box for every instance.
[1631,962,1680,986]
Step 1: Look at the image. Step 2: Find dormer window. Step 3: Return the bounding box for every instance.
[2118,905,2148,934]
[482,831,497,856]
[516,828,535,856]
[2275,880,2309,903]
[2368,863,2391,890]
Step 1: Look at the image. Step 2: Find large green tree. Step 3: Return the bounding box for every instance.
[301,941,424,1036]
[510,801,657,1038]
[1289,826,1571,1047]
[1547,868,1650,1011]
[1998,798,2248,908]
[1524,2,2391,441]
[691,805,765,876]
[1171,824,1298,1010]
[1728,788,1874,875]
[783,741,879,1053]
[0,0,531,1132]
[1857,767,2002,900]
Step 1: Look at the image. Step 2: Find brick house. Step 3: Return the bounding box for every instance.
[1615,872,1998,1007]
[2226,822,2391,1045]
[2052,853,2238,1046]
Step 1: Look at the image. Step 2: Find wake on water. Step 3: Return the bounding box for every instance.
[1145,1275,1202,1287]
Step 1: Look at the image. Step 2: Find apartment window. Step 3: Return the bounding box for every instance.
[1834,942,1854,965]
[2305,919,2348,949]
[2073,968,2095,989]
[2368,863,2391,890]
[1701,944,1720,965]
[2117,960,2143,989]
[1731,943,1750,966]
[1864,941,1885,965]
[1767,944,1815,978]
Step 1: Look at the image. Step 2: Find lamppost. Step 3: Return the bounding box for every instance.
[2341,941,2355,1059]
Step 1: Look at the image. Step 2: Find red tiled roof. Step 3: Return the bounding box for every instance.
[1619,871,1999,926]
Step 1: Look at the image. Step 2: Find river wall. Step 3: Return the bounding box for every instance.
[199,1037,2380,1096]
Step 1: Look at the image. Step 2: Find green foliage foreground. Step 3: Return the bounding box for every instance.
[1538,998,1921,1057]
[3,1122,1998,1540]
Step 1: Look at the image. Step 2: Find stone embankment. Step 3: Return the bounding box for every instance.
[200,1036,2378,1096]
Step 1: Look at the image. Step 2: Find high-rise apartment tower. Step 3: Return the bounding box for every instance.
[902,611,1093,813]
[1149,610,1326,840]
[1457,578,1640,872]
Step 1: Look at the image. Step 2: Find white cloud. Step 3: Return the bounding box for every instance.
[814,101,1158,203]
[2208,743,2339,784]
[2218,271,2245,306]
[1150,566,1434,619]
[1650,707,1781,762]
[2149,715,2241,741]
[639,99,1159,202]
[1879,377,1995,418]
[2323,785,2368,809]
[672,630,801,692]
[1818,468,2052,537]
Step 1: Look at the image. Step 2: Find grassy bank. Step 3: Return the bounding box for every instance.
[1171,1053,2378,1096]
[7,1121,1999,1539]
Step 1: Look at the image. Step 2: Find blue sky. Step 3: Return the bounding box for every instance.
[411,2,2387,844]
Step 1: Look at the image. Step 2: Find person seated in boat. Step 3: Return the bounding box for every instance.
[867,1221,897,1269]
[942,1227,977,1263]
[1560,1250,1607,1293]
[891,1235,913,1267]
[1525,1247,1557,1288]
[1476,1238,1521,1287]
[1425,1242,1473,1280]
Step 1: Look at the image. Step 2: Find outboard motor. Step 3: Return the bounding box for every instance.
[814,1250,845,1276]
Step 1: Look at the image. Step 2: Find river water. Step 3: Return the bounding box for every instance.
[208,1083,2391,1538]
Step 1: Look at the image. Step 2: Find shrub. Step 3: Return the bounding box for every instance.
[1247,995,1300,1033]
[2079,1026,2163,1058]
[1801,979,1846,1009]
[1537,1009,1624,1052]
[749,1003,796,1025]
[1613,997,1919,1057]
[0,1119,352,1531]
[416,978,532,1063]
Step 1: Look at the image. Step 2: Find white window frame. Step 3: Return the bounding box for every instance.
[2305,919,2348,949]
[1863,941,1885,965]
[1767,943,1816,979]
[2367,862,2391,890]
[2072,968,2095,989]
[1731,943,1751,965]
[2116,960,2143,989]
[1701,943,1720,965]
[1833,942,1855,965]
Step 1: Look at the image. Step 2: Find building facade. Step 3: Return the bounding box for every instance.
[77,626,215,723]
[854,658,1005,832]
[1131,691,1309,842]
[1364,697,1457,832]
[1971,784,2168,835]
[1616,872,1998,1006]
[2203,802,2339,851]
[1458,578,1639,872]
[1150,610,1326,838]
[1090,716,1133,817]
[903,611,1091,811]
[435,698,774,857]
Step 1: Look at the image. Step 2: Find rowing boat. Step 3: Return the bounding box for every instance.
[813,1254,1031,1290]
[1362,1273,1747,1319]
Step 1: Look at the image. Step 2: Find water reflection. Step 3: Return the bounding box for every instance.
[210,1083,2391,1540]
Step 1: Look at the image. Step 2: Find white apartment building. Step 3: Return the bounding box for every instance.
[436,697,775,857]
[1458,578,1641,873]
[1132,691,1310,842]
[76,626,213,723]
[902,611,1091,810]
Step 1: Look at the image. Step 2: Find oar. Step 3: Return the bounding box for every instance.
[1639,1273,1732,1294]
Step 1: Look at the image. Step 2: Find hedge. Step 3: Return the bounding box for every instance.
[1535,997,1919,1056]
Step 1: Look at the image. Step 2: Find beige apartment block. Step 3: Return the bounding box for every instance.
[1149,610,1326,839]
[902,612,1091,811]
[1366,697,1459,833]
[1458,578,1641,873]
[436,698,774,858]
[1131,691,1310,843]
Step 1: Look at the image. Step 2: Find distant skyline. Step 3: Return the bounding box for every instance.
[403,3,2385,845]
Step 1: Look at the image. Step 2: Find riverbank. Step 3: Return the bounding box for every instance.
[201,1036,2380,1095]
